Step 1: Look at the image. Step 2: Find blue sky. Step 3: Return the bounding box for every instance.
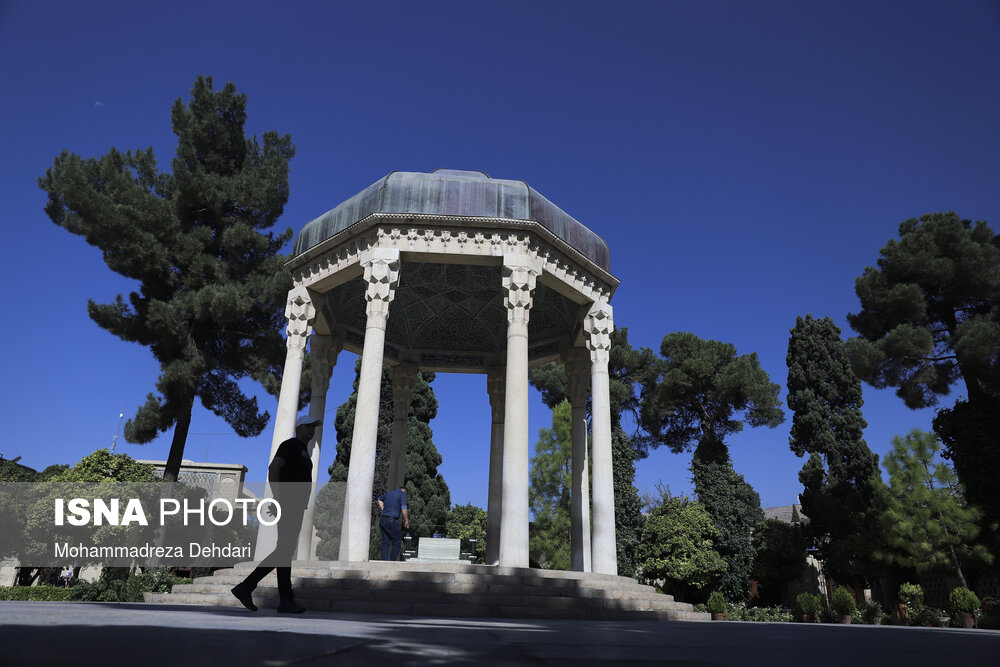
[2,1,998,513]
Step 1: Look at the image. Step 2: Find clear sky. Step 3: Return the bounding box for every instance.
[2,1,998,514]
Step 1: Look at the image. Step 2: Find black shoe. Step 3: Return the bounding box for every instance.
[231,584,257,612]
[276,600,306,614]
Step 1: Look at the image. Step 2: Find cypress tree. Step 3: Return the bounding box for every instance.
[316,359,449,559]
[786,315,883,582]
[38,76,297,483]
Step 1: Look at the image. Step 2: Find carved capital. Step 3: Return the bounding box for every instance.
[502,254,540,335]
[392,362,419,421]
[284,286,316,355]
[584,300,614,366]
[361,248,400,324]
[486,368,506,423]
[310,334,344,396]
[565,347,591,406]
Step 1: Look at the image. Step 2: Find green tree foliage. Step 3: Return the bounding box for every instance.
[786,315,884,581]
[318,359,449,559]
[934,398,1000,532]
[637,490,726,602]
[612,426,645,579]
[38,76,298,483]
[446,503,487,564]
[2,450,159,585]
[0,460,67,482]
[639,332,785,455]
[639,332,782,600]
[751,517,807,606]
[528,328,649,577]
[847,212,1000,408]
[876,430,992,588]
[690,437,765,601]
[529,399,573,570]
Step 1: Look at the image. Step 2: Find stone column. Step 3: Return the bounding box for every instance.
[485,367,505,565]
[296,333,343,560]
[566,347,592,572]
[585,300,617,576]
[499,254,539,568]
[339,248,400,561]
[255,286,315,558]
[388,362,418,491]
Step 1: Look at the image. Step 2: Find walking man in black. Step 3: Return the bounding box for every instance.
[378,483,410,561]
[231,415,318,613]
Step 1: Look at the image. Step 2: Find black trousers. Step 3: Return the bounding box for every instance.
[240,502,305,601]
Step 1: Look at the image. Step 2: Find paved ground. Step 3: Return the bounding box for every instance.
[2,602,999,666]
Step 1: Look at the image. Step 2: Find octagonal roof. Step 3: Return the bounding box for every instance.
[293,169,610,271]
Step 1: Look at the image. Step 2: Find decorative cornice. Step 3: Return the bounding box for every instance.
[288,216,617,305]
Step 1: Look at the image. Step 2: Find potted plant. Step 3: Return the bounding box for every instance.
[949,587,980,628]
[898,582,924,625]
[706,591,727,620]
[859,599,886,625]
[830,586,856,624]
[796,592,821,623]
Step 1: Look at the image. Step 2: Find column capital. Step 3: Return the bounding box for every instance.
[310,333,344,397]
[502,254,541,335]
[285,286,316,356]
[361,248,401,324]
[584,300,614,366]
[486,367,506,424]
[392,362,419,421]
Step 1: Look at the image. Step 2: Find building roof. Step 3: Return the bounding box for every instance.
[293,169,611,271]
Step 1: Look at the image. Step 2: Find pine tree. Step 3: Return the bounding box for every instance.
[877,430,992,587]
[639,332,784,600]
[786,315,883,581]
[38,76,297,483]
[529,399,573,570]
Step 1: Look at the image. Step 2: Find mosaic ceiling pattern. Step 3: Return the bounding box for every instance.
[324,262,579,355]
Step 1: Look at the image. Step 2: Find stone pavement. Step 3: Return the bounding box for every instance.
[2,601,999,666]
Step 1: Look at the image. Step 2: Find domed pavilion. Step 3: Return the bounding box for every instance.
[264,169,619,575]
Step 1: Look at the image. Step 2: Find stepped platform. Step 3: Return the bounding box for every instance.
[145,560,708,622]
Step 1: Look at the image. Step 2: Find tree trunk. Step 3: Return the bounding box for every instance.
[162,396,194,484]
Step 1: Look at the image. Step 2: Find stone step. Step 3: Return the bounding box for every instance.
[147,561,708,622]
[182,576,670,601]
[145,591,707,622]
[165,582,691,612]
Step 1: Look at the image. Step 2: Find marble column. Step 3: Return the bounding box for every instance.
[296,333,343,560]
[485,367,505,566]
[255,286,315,558]
[388,362,418,491]
[499,254,538,568]
[339,248,400,561]
[566,347,592,572]
[585,300,617,576]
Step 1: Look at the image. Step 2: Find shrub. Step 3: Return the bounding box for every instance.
[0,585,74,601]
[796,592,821,618]
[979,597,1000,629]
[817,594,836,623]
[948,587,980,614]
[858,599,886,625]
[830,586,856,617]
[898,582,924,619]
[706,591,727,615]
[725,602,794,622]
[70,568,190,602]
